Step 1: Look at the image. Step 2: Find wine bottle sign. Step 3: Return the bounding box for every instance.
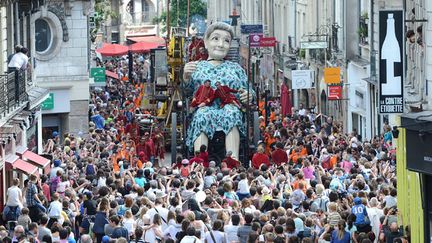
[379,10,404,114]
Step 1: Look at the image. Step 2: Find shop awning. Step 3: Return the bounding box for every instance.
[106,70,119,79]
[127,36,166,46]
[22,150,50,168]
[16,147,51,174]
[5,155,38,175]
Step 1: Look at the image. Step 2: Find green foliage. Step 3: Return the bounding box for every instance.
[90,0,118,41]
[153,0,207,33]
[299,49,306,59]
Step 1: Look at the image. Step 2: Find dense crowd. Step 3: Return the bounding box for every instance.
[0,55,408,243]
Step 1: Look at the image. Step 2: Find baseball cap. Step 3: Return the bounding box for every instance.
[102,235,110,243]
[182,159,189,165]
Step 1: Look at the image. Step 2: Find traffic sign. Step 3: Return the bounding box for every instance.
[241,24,263,34]
[42,93,54,110]
[260,37,276,47]
[90,67,106,83]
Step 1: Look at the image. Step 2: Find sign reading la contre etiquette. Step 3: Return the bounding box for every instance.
[291,70,313,89]
[379,10,404,113]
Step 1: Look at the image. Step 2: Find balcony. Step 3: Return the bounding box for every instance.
[130,10,156,25]
[0,70,29,120]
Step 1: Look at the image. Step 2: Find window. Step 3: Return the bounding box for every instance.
[35,19,52,53]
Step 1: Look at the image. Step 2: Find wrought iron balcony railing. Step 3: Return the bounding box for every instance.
[0,70,29,119]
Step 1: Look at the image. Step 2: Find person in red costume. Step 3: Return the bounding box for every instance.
[252,145,270,169]
[199,144,209,168]
[136,138,147,161]
[222,151,240,169]
[214,81,242,109]
[191,79,215,108]
[271,142,288,166]
[144,132,156,164]
[189,151,204,165]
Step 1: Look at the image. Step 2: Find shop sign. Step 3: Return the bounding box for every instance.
[249,33,263,48]
[291,70,313,89]
[324,67,341,84]
[241,24,263,34]
[300,41,328,49]
[260,37,276,47]
[328,85,343,100]
[90,67,106,83]
[41,93,54,110]
[379,10,404,113]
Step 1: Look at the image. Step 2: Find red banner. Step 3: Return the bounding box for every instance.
[328,85,343,100]
[260,37,276,47]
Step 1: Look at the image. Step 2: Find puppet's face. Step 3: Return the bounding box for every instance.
[205,29,231,60]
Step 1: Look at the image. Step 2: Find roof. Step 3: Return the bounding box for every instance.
[28,86,49,110]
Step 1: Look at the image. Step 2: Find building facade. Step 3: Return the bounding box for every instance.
[26,0,91,140]
[0,0,50,210]
[103,0,161,44]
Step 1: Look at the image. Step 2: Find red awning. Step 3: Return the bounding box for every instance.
[127,36,166,46]
[129,42,163,53]
[23,150,50,168]
[106,70,119,79]
[96,43,129,56]
[7,158,39,175]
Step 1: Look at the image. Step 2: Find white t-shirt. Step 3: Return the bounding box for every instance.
[205,230,227,243]
[6,186,22,207]
[238,179,250,194]
[48,200,62,218]
[8,52,28,70]
[146,205,170,231]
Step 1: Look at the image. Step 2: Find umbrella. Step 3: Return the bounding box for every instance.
[127,36,166,46]
[96,43,129,56]
[105,70,119,79]
[129,42,163,53]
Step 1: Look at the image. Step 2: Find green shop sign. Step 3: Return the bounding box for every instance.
[90,67,106,83]
[42,93,54,110]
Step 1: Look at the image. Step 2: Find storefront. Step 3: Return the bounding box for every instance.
[396,111,432,242]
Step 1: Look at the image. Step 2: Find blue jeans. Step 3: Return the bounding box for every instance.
[237,192,251,201]
[2,205,20,220]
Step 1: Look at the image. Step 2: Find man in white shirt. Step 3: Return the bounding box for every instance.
[47,193,63,227]
[145,198,170,231]
[224,214,240,243]
[3,178,23,221]
[204,220,227,243]
[8,47,28,71]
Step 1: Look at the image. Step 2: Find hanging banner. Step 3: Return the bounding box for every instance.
[328,85,343,100]
[291,70,313,89]
[379,10,404,113]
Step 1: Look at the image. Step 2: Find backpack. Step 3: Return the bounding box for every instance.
[86,164,96,176]
[180,166,190,177]
[312,197,329,212]
[321,155,331,170]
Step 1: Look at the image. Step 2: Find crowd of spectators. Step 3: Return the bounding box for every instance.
[0,56,408,243]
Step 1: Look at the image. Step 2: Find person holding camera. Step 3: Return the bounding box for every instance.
[380,207,404,243]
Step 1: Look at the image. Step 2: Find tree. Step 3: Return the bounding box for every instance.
[90,0,118,42]
[153,0,207,34]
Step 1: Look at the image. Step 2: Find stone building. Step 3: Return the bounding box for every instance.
[28,0,91,139]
